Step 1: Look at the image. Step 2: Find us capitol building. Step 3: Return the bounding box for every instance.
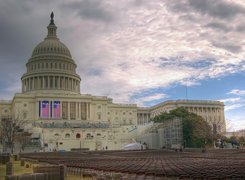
[0,13,225,151]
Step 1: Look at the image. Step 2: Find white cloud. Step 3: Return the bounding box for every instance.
[221,94,245,112]
[228,89,245,96]
[133,93,168,106]
[227,117,245,131]
[225,104,245,111]
[73,0,245,103]
[219,97,241,103]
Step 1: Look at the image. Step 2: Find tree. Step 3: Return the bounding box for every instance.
[0,117,30,153]
[151,107,213,148]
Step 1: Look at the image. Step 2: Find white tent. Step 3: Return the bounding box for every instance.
[123,142,142,150]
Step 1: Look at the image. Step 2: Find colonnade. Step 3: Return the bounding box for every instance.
[22,76,80,93]
[150,105,225,133]
[137,113,151,125]
[39,101,90,121]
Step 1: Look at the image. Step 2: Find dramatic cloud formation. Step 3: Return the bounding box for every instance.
[0,0,244,129]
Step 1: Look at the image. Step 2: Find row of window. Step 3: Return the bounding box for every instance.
[34,46,69,54]
[28,62,75,72]
[107,118,134,125]
[54,132,103,139]
[107,111,133,115]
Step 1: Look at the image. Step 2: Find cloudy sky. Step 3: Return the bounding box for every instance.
[0,0,244,131]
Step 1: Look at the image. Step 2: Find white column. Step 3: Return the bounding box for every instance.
[52,76,55,88]
[22,80,24,92]
[68,102,70,120]
[86,103,89,120]
[60,101,62,119]
[58,76,60,89]
[47,76,50,89]
[48,100,51,119]
[27,78,30,91]
[42,76,44,89]
[30,78,32,89]
[78,102,81,120]
[31,78,34,89]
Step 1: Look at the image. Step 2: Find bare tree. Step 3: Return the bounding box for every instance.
[0,116,30,154]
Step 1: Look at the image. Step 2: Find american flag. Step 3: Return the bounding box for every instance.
[42,101,49,118]
[54,101,60,118]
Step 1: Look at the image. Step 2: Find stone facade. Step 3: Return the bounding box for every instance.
[0,14,225,151]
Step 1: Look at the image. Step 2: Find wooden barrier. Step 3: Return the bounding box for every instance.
[20,159,25,166]
[5,173,48,180]
[5,175,18,180]
[33,164,66,180]
[6,162,13,176]
[0,154,10,164]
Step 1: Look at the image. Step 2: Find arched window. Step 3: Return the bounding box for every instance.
[54,133,59,137]
[65,133,70,138]
[86,133,93,139]
[76,133,81,139]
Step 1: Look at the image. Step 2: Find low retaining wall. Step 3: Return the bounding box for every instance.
[5,173,47,180]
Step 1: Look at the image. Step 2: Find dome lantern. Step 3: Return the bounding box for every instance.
[46,12,58,40]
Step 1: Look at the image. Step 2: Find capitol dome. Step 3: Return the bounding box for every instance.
[21,12,81,94]
[31,39,72,59]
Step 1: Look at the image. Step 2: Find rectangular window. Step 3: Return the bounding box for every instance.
[70,102,76,120]
[41,101,49,118]
[62,101,68,120]
[53,101,60,119]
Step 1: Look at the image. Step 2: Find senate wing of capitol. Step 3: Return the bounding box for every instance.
[0,13,226,151]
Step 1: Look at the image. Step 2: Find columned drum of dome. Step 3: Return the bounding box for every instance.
[21,12,81,94]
